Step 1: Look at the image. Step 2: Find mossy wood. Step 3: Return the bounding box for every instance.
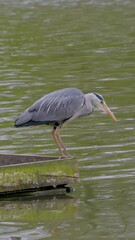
[0,154,79,195]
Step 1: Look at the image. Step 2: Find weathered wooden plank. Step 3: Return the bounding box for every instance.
[0,154,58,166]
[0,154,79,195]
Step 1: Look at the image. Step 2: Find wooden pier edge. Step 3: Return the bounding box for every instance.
[0,154,80,195]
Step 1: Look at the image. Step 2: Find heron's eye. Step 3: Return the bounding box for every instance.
[101,100,104,104]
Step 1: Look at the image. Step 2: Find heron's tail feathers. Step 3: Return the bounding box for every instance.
[14,109,32,127]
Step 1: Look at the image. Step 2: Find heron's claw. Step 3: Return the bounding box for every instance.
[59,154,74,159]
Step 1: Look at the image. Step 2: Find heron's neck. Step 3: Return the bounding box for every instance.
[84,93,95,104]
[84,93,94,112]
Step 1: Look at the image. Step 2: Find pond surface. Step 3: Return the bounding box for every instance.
[0,0,135,239]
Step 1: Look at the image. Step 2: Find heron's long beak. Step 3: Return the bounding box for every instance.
[101,102,117,121]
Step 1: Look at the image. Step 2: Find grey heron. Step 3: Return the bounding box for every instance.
[15,88,117,157]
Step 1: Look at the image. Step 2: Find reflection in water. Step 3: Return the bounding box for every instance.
[0,194,79,239]
[0,0,135,239]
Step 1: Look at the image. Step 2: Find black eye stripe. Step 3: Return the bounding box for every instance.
[94,93,104,101]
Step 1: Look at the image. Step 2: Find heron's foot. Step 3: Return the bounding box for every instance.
[59,153,74,159]
[69,155,75,159]
[59,156,68,159]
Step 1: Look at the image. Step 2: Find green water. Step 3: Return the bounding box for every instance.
[0,0,135,239]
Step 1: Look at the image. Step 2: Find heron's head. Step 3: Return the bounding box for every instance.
[91,93,117,121]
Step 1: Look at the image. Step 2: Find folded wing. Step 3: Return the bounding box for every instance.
[15,88,85,127]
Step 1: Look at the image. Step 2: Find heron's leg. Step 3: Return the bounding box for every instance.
[52,127,65,157]
[55,127,71,157]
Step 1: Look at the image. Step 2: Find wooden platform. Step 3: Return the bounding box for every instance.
[0,154,80,195]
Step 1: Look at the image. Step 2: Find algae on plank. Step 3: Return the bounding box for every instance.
[0,157,79,192]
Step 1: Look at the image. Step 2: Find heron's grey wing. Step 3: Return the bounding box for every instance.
[29,88,85,122]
